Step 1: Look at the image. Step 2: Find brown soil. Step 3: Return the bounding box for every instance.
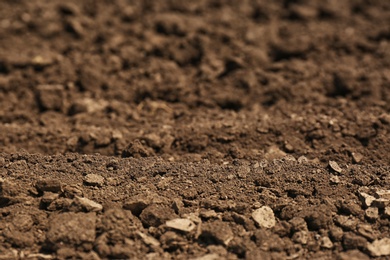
[0,0,389,259]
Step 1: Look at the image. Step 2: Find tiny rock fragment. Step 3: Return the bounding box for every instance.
[200,210,218,219]
[252,206,276,228]
[357,224,377,241]
[330,175,340,184]
[36,179,62,193]
[73,196,103,212]
[166,218,196,232]
[292,230,308,244]
[372,198,390,209]
[367,238,390,257]
[83,174,104,187]
[374,190,390,200]
[329,161,342,173]
[137,231,160,247]
[384,207,390,218]
[41,192,59,205]
[320,236,333,249]
[365,207,379,221]
[351,152,363,163]
[358,192,376,208]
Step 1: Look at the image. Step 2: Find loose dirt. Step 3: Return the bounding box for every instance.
[0,0,389,259]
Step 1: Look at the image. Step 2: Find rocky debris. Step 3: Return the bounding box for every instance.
[365,207,379,221]
[351,152,363,163]
[320,236,333,249]
[384,207,390,218]
[252,206,276,228]
[139,204,178,227]
[367,238,390,257]
[166,218,196,233]
[201,221,234,246]
[137,231,160,247]
[83,174,104,187]
[35,179,62,193]
[36,85,65,112]
[72,196,103,212]
[358,192,376,208]
[375,190,390,200]
[46,212,96,250]
[330,175,340,184]
[329,161,342,173]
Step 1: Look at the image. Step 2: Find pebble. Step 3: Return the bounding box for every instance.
[367,238,390,257]
[166,218,196,232]
[365,207,379,221]
[357,224,377,241]
[329,161,342,173]
[137,231,160,247]
[351,152,363,163]
[73,196,103,212]
[36,179,62,193]
[41,192,59,205]
[374,190,390,200]
[358,192,376,208]
[252,206,276,229]
[200,210,218,219]
[330,175,340,184]
[292,231,308,244]
[83,174,105,187]
[192,253,220,260]
[320,236,333,249]
[384,207,390,218]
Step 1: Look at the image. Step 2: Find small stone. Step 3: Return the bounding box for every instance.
[358,192,376,208]
[384,207,390,218]
[200,210,219,219]
[334,215,358,231]
[297,156,309,164]
[166,218,196,232]
[351,152,363,163]
[372,198,390,209]
[374,190,390,200]
[252,206,276,229]
[292,230,308,244]
[41,192,59,205]
[36,179,62,193]
[329,161,342,173]
[83,174,104,187]
[330,175,340,184]
[137,231,160,247]
[367,238,390,257]
[365,207,379,221]
[320,236,333,249]
[73,196,103,212]
[379,113,390,124]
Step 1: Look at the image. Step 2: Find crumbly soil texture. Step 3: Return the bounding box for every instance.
[0,0,390,259]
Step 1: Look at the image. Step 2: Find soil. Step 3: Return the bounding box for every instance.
[0,0,389,259]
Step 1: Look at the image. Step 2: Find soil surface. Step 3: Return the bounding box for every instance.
[0,0,389,259]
